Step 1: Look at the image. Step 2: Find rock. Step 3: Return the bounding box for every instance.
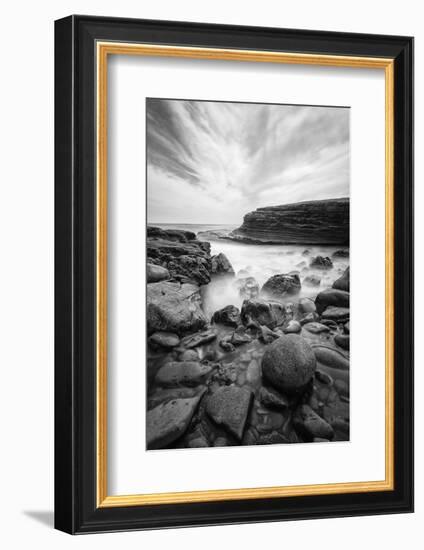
[259,325,279,344]
[206,386,253,440]
[231,326,252,346]
[178,349,199,361]
[261,273,301,299]
[246,360,261,384]
[180,329,217,349]
[313,437,330,443]
[235,276,260,300]
[312,344,349,370]
[302,249,311,256]
[257,431,289,445]
[321,306,350,322]
[259,386,289,410]
[212,305,241,327]
[315,288,350,314]
[298,297,316,314]
[211,252,235,275]
[146,392,205,449]
[187,435,209,448]
[219,339,235,353]
[261,334,316,393]
[310,256,333,270]
[299,312,320,325]
[155,361,215,387]
[344,321,350,334]
[293,404,334,440]
[303,322,330,334]
[147,387,204,409]
[214,437,230,447]
[229,198,349,245]
[332,249,349,258]
[333,267,350,292]
[334,334,350,350]
[149,331,180,349]
[241,299,286,329]
[147,263,170,283]
[282,320,302,334]
[315,369,333,385]
[303,275,321,287]
[147,281,207,335]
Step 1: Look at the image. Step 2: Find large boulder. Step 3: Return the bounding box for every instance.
[146,392,205,449]
[147,281,207,335]
[155,361,215,387]
[241,299,286,329]
[206,386,253,440]
[315,288,350,314]
[147,263,170,283]
[261,334,316,393]
[333,267,350,292]
[211,253,235,275]
[261,273,301,299]
[212,305,241,327]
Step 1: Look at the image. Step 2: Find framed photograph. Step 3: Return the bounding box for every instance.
[54,15,414,533]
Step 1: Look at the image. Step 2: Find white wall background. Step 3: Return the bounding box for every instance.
[0,0,420,547]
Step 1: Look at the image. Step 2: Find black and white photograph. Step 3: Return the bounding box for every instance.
[146,98,350,450]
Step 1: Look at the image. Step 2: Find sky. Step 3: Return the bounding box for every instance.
[146,98,349,225]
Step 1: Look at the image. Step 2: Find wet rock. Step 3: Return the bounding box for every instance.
[332,249,349,258]
[315,288,350,314]
[206,386,253,440]
[147,281,207,335]
[212,305,241,327]
[334,333,350,350]
[312,344,349,370]
[211,252,235,275]
[303,275,321,287]
[180,329,217,349]
[298,298,317,314]
[259,386,289,410]
[241,299,286,329]
[303,322,330,334]
[149,331,180,349]
[261,273,301,299]
[293,404,334,440]
[282,320,302,334]
[155,361,215,387]
[146,392,205,449]
[259,325,279,344]
[315,369,333,385]
[236,276,260,300]
[321,306,350,322]
[231,326,252,346]
[333,267,350,292]
[219,339,235,353]
[310,256,333,270]
[147,263,170,283]
[261,334,316,393]
[299,312,320,325]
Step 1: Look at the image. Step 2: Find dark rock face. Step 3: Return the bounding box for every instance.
[206,386,253,440]
[211,252,235,275]
[261,273,301,299]
[261,334,316,393]
[212,305,241,327]
[333,267,350,292]
[147,226,212,285]
[147,281,207,335]
[230,198,349,245]
[315,288,350,314]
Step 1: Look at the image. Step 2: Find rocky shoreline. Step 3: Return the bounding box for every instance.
[146,225,350,450]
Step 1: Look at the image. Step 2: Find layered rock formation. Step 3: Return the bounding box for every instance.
[230,198,349,245]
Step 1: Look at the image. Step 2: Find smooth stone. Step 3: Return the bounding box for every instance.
[334,333,350,350]
[206,386,253,440]
[303,322,330,334]
[259,325,279,344]
[211,252,235,275]
[298,297,317,314]
[212,305,241,327]
[321,306,350,322]
[241,298,286,329]
[300,312,320,325]
[259,386,289,410]
[261,334,316,393]
[333,266,350,292]
[282,320,302,334]
[147,386,204,409]
[315,288,350,315]
[261,273,301,299]
[155,361,215,387]
[147,281,207,335]
[315,369,333,385]
[180,329,217,349]
[293,404,335,440]
[149,331,180,349]
[178,349,199,361]
[312,344,349,370]
[147,263,170,283]
[146,392,205,449]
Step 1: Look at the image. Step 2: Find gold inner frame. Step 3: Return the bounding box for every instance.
[96,42,395,508]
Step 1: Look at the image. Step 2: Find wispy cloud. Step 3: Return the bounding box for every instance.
[147,99,349,224]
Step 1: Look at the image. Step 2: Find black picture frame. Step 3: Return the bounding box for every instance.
[55,15,414,534]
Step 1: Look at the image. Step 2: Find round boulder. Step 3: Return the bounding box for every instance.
[261,273,301,299]
[261,334,316,393]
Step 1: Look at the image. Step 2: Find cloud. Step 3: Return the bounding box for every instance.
[147,99,349,224]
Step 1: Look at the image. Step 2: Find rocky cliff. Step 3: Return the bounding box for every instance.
[231,198,349,245]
